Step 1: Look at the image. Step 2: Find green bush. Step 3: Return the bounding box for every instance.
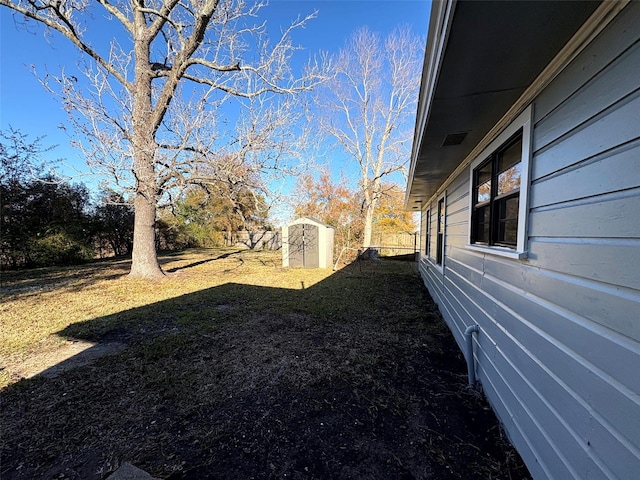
[30,232,94,266]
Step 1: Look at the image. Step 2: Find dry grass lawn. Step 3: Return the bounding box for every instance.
[0,248,531,479]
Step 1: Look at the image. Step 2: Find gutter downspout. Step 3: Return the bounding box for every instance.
[464,324,480,387]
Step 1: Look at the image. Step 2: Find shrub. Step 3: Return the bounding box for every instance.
[30,231,94,266]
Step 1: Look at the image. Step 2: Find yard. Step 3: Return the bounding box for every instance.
[0,249,531,479]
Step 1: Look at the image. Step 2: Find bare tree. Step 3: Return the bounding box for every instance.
[0,0,327,278]
[318,26,423,248]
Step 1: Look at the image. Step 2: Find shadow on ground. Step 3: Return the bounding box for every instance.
[0,257,531,480]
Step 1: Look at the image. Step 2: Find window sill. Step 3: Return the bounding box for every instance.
[423,257,445,273]
[466,244,528,260]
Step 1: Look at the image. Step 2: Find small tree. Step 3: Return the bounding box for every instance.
[317,26,423,248]
[157,181,270,250]
[373,184,417,234]
[1,0,327,278]
[293,169,363,261]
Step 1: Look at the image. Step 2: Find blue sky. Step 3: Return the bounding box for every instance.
[0,0,430,200]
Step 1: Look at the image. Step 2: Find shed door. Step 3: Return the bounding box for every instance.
[289,223,305,267]
[303,224,319,268]
[288,223,319,268]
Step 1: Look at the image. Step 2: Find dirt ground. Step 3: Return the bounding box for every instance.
[0,256,532,479]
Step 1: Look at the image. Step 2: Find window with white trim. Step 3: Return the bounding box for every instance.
[471,132,522,247]
[436,197,445,265]
[468,106,532,258]
[424,208,430,258]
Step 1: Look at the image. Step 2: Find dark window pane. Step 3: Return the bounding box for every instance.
[502,196,519,220]
[471,130,522,248]
[437,198,445,264]
[498,137,522,172]
[477,161,492,183]
[497,196,519,245]
[498,219,518,244]
[425,210,430,256]
[474,206,489,243]
[475,222,489,243]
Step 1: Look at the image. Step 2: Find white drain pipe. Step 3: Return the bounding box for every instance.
[464,324,480,387]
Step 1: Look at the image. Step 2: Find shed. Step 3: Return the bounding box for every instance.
[282,217,334,269]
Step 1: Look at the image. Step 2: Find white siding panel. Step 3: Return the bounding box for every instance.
[534,1,640,123]
[527,238,640,290]
[444,172,470,249]
[478,365,559,480]
[529,140,640,208]
[532,90,640,181]
[529,188,640,238]
[486,252,640,344]
[447,246,485,272]
[483,332,637,480]
[445,263,640,479]
[444,266,606,479]
[534,38,640,151]
[478,274,640,448]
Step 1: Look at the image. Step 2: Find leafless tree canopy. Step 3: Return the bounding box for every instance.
[0,0,328,277]
[318,26,423,248]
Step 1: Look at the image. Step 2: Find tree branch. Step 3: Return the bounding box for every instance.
[0,0,133,90]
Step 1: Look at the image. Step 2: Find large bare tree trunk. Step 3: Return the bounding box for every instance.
[362,202,375,248]
[129,27,163,278]
[130,190,163,278]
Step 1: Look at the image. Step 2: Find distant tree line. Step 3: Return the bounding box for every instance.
[0,132,134,268]
[292,169,416,263]
[0,129,271,270]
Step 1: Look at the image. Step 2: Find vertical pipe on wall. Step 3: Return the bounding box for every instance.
[464,324,480,386]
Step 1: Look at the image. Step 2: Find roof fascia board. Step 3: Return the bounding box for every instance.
[420,0,628,207]
[405,0,457,208]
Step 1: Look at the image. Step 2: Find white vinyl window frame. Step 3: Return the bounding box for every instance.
[467,105,533,260]
[422,207,431,259]
[431,192,446,272]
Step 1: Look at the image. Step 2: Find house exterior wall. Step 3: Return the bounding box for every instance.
[417,3,640,479]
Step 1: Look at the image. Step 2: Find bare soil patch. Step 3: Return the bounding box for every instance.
[0,252,531,479]
[2,339,127,383]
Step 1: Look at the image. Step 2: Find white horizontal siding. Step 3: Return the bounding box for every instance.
[529,187,640,238]
[444,169,470,249]
[527,238,640,291]
[534,1,640,124]
[529,138,640,209]
[534,36,640,152]
[418,4,640,479]
[532,89,640,181]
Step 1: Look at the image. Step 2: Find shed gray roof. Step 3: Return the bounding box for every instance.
[288,216,334,229]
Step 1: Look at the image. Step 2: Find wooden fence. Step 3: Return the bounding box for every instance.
[369,232,418,257]
[222,230,417,258]
[223,231,282,250]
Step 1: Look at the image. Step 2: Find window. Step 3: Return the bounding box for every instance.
[436,197,445,265]
[472,133,522,247]
[424,209,431,257]
[468,106,532,258]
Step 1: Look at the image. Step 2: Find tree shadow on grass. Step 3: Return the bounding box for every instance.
[0,258,531,480]
[0,249,245,299]
[164,250,245,273]
[0,258,132,297]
